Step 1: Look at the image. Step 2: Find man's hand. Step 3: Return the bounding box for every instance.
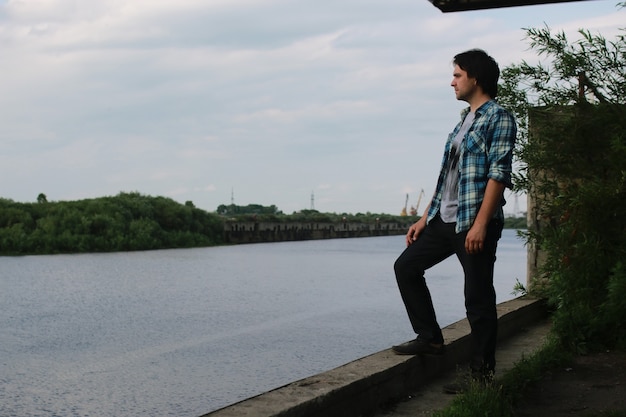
[406,218,426,247]
[465,222,487,254]
[465,179,505,254]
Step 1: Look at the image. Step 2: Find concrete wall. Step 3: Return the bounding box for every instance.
[201,297,547,417]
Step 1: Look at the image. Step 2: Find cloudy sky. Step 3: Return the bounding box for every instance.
[0,0,623,215]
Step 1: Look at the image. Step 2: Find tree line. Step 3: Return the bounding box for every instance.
[0,193,526,256]
[0,192,223,255]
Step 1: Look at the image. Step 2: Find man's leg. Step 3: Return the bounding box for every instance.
[393,216,455,347]
[455,219,503,374]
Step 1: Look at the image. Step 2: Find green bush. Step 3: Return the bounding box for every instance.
[501,26,626,351]
[0,192,225,255]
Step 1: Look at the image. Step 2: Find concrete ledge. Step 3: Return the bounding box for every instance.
[200,297,547,417]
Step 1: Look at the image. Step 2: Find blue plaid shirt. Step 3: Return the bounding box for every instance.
[427,100,516,233]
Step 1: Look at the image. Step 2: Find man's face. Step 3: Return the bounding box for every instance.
[451,64,478,102]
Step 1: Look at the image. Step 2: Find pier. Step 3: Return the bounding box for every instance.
[223,221,410,244]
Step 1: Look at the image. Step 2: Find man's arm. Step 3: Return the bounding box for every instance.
[465,179,505,254]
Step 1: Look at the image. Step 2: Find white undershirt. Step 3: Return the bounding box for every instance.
[440,111,475,223]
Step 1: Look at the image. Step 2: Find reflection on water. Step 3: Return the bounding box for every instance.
[0,231,526,417]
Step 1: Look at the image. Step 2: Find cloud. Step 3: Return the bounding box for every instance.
[0,0,623,213]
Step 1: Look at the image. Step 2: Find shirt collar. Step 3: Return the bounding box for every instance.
[460,99,494,119]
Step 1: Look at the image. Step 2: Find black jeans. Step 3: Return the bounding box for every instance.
[394,214,503,372]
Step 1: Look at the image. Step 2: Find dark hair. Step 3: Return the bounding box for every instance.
[453,49,500,98]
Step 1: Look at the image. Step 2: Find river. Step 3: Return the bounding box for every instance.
[0,231,526,417]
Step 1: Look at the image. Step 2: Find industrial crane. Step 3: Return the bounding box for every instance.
[401,193,409,216]
[408,189,425,217]
[402,189,425,216]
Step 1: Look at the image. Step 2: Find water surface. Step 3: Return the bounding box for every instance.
[0,232,526,417]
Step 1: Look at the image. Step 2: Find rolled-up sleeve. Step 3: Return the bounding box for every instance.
[487,109,516,188]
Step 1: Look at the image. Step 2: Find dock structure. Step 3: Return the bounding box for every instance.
[223,221,409,244]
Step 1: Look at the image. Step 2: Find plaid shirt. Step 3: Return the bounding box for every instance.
[427,100,516,233]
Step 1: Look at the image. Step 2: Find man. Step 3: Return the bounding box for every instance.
[392,49,516,389]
